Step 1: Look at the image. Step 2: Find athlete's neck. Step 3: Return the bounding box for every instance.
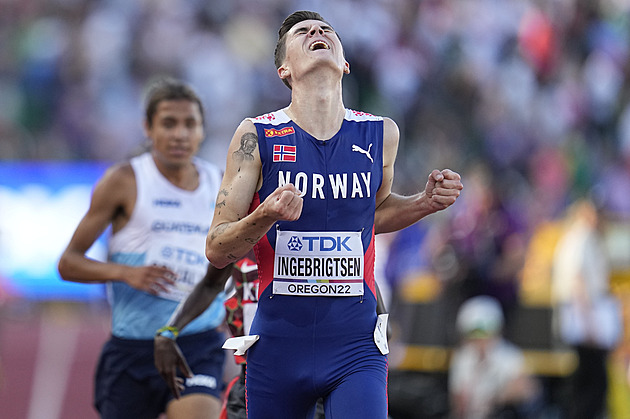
[285,80,345,141]
[152,154,199,191]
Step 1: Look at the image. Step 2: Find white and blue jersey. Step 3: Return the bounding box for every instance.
[244,109,388,418]
[107,152,225,339]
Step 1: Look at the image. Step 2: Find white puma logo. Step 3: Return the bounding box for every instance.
[352,143,373,163]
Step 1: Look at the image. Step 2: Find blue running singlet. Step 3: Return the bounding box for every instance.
[245,109,389,419]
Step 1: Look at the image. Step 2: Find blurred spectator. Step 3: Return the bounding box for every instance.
[551,198,622,419]
[443,163,529,322]
[449,295,541,419]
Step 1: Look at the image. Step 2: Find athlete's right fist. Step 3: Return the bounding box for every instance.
[124,265,176,294]
[263,183,303,222]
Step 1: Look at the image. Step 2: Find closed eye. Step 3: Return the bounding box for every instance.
[293,24,335,35]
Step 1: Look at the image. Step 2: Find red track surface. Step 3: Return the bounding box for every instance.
[0,302,110,419]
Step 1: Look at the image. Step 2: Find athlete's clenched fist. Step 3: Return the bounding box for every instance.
[424,169,463,211]
[262,183,303,222]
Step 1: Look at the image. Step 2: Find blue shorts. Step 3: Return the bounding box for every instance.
[95,328,226,419]
[245,292,388,419]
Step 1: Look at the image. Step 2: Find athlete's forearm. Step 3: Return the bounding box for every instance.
[58,250,127,284]
[206,208,276,268]
[166,264,233,331]
[374,192,435,234]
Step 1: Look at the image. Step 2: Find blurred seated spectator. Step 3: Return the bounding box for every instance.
[449,295,541,419]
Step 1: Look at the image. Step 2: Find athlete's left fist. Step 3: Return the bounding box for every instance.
[425,169,463,211]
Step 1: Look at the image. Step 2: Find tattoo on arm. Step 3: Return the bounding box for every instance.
[232,132,258,162]
[211,223,230,241]
[216,189,228,209]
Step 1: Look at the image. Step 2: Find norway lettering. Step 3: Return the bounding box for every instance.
[278,171,371,199]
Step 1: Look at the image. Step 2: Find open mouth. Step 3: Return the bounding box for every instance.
[309,40,330,51]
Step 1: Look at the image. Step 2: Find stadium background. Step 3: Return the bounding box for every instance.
[2,0,630,417]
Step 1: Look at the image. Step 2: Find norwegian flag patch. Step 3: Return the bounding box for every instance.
[273,144,296,162]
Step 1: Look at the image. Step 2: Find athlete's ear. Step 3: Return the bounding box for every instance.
[343,61,350,75]
[278,65,290,81]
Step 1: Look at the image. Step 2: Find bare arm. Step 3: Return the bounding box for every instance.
[154,263,233,398]
[57,163,175,293]
[166,264,232,331]
[205,119,303,268]
[374,118,463,234]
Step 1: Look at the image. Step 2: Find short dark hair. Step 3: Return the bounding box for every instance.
[144,77,204,126]
[274,10,334,89]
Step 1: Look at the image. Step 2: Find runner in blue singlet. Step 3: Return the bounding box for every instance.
[204,11,463,419]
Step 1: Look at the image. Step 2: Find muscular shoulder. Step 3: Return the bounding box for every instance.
[382,117,399,145]
[81,161,137,230]
[382,117,400,162]
[224,119,262,188]
[96,161,136,203]
[230,119,259,158]
[103,161,135,186]
[236,118,257,135]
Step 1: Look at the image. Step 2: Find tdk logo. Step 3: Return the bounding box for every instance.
[287,236,303,251]
[289,236,352,252]
[153,199,181,208]
[160,246,207,265]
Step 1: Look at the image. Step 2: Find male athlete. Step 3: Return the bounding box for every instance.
[59,78,227,419]
[205,10,463,418]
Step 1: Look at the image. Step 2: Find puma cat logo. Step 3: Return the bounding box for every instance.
[351,144,373,163]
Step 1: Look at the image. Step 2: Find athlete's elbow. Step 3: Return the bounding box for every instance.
[57,255,77,283]
[57,259,70,281]
[205,247,230,269]
[210,258,231,269]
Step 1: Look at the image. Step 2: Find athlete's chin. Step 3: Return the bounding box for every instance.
[167,150,192,160]
[299,61,345,80]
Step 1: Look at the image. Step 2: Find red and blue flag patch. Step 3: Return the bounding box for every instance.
[273,144,296,162]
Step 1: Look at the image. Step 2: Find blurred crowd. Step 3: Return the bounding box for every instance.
[3,0,630,416]
[3,0,630,219]
[2,0,629,198]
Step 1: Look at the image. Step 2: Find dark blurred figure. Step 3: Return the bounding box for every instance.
[551,199,622,419]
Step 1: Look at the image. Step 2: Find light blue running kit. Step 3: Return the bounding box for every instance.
[96,152,227,419]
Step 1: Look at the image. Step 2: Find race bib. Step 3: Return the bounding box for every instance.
[273,230,364,296]
[145,243,208,302]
